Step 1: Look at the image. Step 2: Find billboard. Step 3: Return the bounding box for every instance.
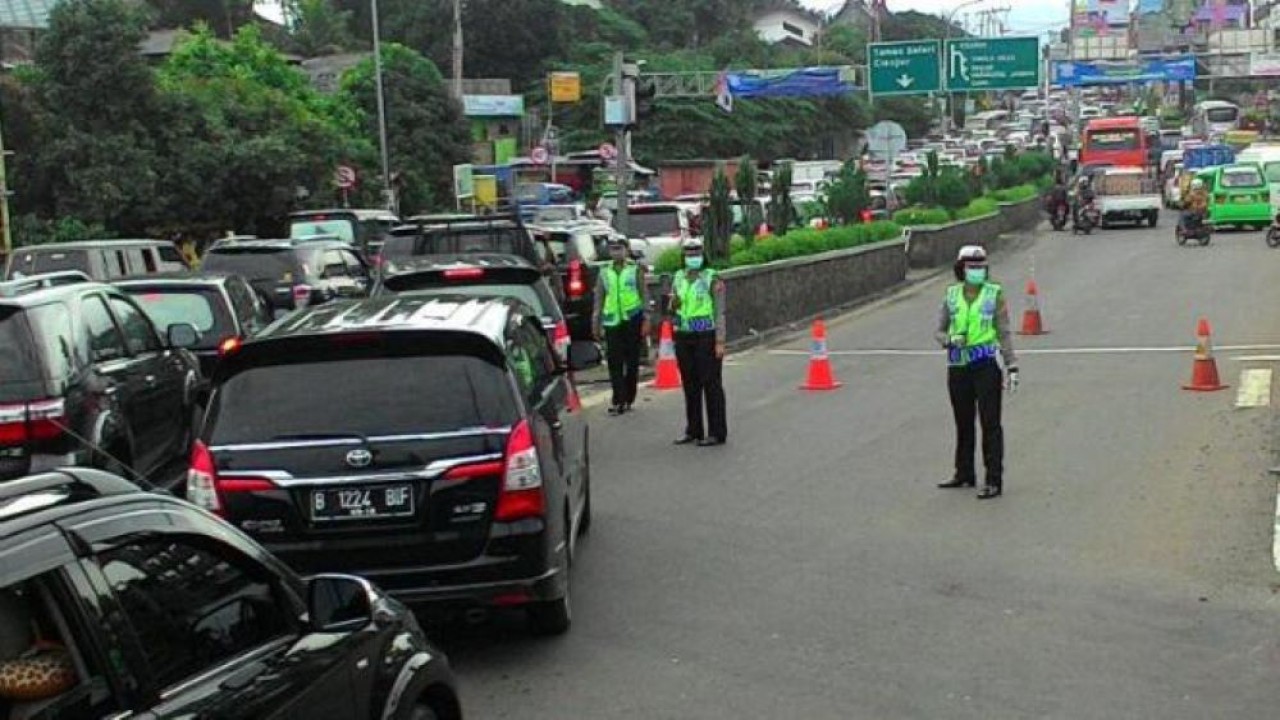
[1072,0,1132,37]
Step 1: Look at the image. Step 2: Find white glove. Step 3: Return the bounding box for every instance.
[1006,368,1020,394]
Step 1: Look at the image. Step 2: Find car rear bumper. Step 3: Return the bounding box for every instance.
[1211,205,1270,225]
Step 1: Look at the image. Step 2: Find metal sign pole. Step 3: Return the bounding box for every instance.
[613,52,630,236]
[0,111,10,261]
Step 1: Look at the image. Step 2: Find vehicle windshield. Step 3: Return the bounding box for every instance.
[208,355,518,444]
[1262,162,1280,184]
[201,248,298,283]
[1221,168,1264,188]
[126,288,230,348]
[6,249,90,278]
[531,207,579,224]
[1088,130,1139,151]
[0,307,43,403]
[378,281,551,316]
[1206,107,1239,124]
[289,218,355,244]
[625,209,681,237]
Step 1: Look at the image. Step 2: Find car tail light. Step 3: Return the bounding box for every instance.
[494,420,544,522]
[0,399,66,445]
[860,209,874,223]
[444,267,486,280]
[1215,194,1226,204]
[567,259,586,299]
[293,284,312,309]
[217,336,242,356]
[187,440,276,516]
[552,320,571,362]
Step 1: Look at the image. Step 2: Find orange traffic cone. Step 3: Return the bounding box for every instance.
[800,318,842,391]
[650,320,682,390]
[1018,279,1048,336]
[1183,317,1228,392]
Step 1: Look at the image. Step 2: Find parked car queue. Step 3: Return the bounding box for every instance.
[0,221,623,719]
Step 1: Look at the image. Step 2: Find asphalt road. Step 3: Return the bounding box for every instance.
[442,218,1280,719]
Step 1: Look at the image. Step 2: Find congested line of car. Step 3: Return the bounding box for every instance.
[0,212,622,718]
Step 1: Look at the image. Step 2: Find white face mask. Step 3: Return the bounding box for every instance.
[964,267,988,285]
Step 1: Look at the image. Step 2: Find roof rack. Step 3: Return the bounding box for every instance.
[0,468,138,521]
[0,270,94,297]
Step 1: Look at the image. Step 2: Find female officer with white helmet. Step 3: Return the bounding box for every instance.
[668,238,728,446]
[935,245,1018,499]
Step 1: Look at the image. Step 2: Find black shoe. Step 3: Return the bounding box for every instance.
[697,437,725,447]
[977,485,1003,500]
[938,477,977,489]
[674,435,700,445]
[607,405,622,416]
[622,403,633,413]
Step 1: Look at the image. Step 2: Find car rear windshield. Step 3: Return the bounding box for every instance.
[381,229,529,260]
[6,249,90,278]
[626,209,680,237]
[1088,130,1139,151]
[1221,168,1264,188]
[1206,107,1238,123]
[290,217,355,243]
[201,248,299,283]
[379,280,552,317]
[0,308,45,402]
[208,354,518,444]
[126,288,232,349]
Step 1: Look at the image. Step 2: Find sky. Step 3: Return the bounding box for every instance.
[799,0,1068,37]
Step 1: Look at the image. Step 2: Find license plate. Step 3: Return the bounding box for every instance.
[1235,195,1255,204]
[311,484,414,521]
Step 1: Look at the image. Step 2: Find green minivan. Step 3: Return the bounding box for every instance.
[1199,163,1272,229]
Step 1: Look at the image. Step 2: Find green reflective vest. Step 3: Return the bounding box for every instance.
[674,269,717,333]
[601,262,642,327]
[946,282,1001,366]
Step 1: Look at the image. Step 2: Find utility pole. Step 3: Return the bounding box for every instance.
[371,0,393,212]
[612,52,630,236]
[0,114,11,262]
[452,0,464,99]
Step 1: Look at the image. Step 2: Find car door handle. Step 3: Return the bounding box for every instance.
[144,375,157,386]
[551,420,564,431]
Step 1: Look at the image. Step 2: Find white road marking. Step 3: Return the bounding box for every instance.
[767,344,1280,358]
[1234,356,1280,362]
[1234,368,1272,408]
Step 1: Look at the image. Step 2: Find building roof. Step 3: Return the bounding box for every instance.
[0,0,61,29]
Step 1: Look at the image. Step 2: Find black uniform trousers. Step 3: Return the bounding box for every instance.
[604,314,644,407]
[674,330,727,441]
[947,358,1004,487]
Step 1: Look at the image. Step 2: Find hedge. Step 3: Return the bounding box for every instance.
[892,207,951,226]
[955,197,999,220]
[988,184,1039,203]
[728,222,901,268]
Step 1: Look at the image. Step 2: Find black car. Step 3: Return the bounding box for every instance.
[191,296,598,634]
[200,239,371,312]
[116,273,275,379]
[379,215,545,274]
[0,468,462,719]
[0,273,201,487]
[374,254,571,360]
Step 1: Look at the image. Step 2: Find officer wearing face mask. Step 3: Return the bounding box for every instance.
[934,245,1018,499]
[593,236,649,415]
[669,238,727,447]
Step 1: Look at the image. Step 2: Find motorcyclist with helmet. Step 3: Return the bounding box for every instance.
[1181,178,1209,234]
[1072,175,1096,227]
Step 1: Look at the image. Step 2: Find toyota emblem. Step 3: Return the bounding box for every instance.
[345,448,373,468]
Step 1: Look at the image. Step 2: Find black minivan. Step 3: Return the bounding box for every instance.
[190,296,597,634]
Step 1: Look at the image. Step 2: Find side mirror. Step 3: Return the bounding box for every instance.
[167,323,199,349]
[306,574,373,632]
[568,340,602,371]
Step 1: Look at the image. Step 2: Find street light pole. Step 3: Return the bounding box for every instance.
[941,0,987,134]
[370,0,393,212]
[452,0,464,99]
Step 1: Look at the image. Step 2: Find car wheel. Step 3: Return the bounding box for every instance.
[527,528,572,636]
[578,441,592,537]
[407,706,439,720]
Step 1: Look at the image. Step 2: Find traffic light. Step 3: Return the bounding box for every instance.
[632,78,657,126]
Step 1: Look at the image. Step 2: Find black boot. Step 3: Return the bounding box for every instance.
[977,483,1003,500]
[938,476,976,489]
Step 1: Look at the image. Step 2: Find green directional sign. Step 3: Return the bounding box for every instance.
[944,37,1041,92]
[868,40,941,97]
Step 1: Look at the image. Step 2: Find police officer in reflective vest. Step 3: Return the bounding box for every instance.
[669,238,727,446]
[593,237,649,415]
[935,246,1019,499]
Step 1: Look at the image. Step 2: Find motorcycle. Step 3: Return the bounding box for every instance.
[1175,211,1211,247]
[1049,202,1069,231]
[1266,212,1280,248]
[1072,200,1100,235]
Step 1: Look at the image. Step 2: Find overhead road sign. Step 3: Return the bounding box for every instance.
[868,40,941,97]
[1052,55,1197,87]
[944,37,1041,92]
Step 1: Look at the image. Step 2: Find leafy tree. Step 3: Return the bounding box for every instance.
[33,0,166,232]
[733,157,759,236]
[706,165,733,261]
[768,162,794,233]
[820,161,870,226]
[283,0,356,57]
[338,43,471,214]
[143,0,257,36]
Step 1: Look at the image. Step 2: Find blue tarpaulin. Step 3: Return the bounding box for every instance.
[726,67,857,99]
[1183,145,1235,171]
[1052,56,1197,87]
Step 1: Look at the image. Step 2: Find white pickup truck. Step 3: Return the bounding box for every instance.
[1095,167,1161,228]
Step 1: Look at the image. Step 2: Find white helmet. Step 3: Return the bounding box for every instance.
[1191,178,1205,190]
[682,238,704,251]
[956,245,988,263]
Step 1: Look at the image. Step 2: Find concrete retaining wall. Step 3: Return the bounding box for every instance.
[906,196,1042,269]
